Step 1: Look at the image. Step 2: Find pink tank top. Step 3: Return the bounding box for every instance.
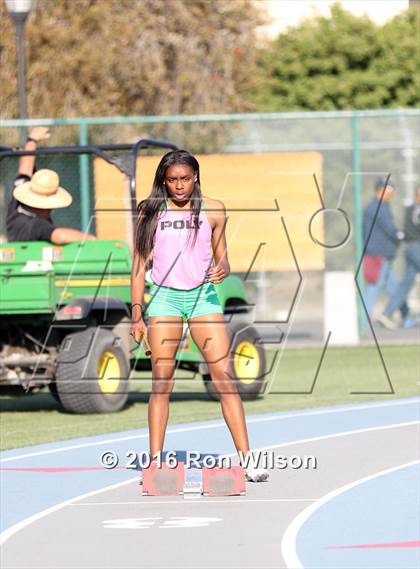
[151,200,213,289]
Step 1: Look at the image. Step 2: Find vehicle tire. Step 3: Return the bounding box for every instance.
[55,327,130,413]
[203,321,266,401]
[48,382,60,403]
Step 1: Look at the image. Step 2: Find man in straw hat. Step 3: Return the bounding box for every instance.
[6,127,96,244]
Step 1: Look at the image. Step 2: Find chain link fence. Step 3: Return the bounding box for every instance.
[1,110,419,341]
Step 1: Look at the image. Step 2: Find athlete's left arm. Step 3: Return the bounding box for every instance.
[208,200,231,284]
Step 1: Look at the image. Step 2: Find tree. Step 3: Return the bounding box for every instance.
[0,0,262,119]
[251,4,420,111]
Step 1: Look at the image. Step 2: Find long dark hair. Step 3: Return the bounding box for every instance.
[134,150,202,262]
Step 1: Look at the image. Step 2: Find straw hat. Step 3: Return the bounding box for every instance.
[13,169,72,209]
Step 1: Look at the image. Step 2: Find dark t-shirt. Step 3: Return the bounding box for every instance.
[404,204,420,243]
[6,175,55,242]
[362,197,400,259]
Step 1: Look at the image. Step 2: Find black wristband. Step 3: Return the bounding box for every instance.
[26,136,36,144]
[131,303,142,309]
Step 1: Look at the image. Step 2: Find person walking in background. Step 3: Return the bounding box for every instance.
[377,186,420,329]
[362,177,407,326]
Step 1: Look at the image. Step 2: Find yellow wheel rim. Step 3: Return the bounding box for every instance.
[233,341,260,385]
[97,351,121,394]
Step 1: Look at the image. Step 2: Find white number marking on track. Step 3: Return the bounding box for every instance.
[160,516,222,528]
[103,517,161,529]
[102,516,222,529]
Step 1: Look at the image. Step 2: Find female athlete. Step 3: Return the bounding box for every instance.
[130,150,268,482]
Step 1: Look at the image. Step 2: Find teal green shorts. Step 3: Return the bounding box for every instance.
[145,280,223,320]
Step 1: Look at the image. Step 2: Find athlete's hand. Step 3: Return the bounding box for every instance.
[130,318,147,344]
[206,264,226,284]
[28,127,50,143]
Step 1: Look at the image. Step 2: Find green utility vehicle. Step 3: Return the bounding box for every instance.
[0,141,266,413]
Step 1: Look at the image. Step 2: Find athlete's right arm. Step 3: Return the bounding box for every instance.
[130,248,148,344]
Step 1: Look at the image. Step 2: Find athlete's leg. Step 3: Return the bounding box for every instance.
[147,315,184,457]
[187,313,250,456]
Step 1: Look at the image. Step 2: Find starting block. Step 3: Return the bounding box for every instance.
[141,451,246,497]
[183,468,203,497]
[202,466,246,496]
[142,462,185,496]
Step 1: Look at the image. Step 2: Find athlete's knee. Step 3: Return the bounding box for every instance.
[217,382,239,399]
[209,366,238,396]
[152,379,175,395]
[151,373,175,395]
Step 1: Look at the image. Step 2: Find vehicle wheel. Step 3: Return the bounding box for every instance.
[48,382,60,403]
[203,321,266,401]
[55,327,130,413]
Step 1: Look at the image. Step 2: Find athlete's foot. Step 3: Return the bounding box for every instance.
[245,467,269,482]
[139,456,161,485]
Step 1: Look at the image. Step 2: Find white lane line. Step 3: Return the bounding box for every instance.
[245,397,420,425]
[249,420,419,455]
[281,460,420,569]
[1,398,418,463]
[0,477,138,547]
[64,421,419,508]
[215,421,419,469]
[0,425,203,463]
[1,421,418,547]
[69,499,318,506]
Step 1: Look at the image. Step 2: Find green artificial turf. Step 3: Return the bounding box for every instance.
[1,345,418,451]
